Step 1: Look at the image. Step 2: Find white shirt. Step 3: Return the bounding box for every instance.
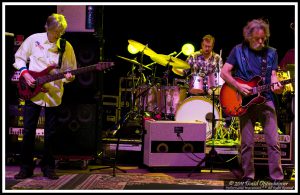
[13,32,77,107]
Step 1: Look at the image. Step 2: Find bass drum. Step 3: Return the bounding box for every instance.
[175,96,220,140]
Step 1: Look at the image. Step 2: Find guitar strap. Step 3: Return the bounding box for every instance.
[260,48,268,84]
[57,38,66,69]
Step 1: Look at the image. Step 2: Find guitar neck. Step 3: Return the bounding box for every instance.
[257,78,294,93]
[38,64,98,84]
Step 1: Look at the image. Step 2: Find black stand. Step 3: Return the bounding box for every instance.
[89,132,127,177]
[188,88,225,177]
[90,71,144,177]
[90,6,127,176]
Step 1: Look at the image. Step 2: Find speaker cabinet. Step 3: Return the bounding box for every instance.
[62,32,102,104]
[54,104,99,156]
[143,120,206,167]
[254,94,295,167]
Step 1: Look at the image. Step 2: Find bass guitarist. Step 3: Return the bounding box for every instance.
[13,13,77,180]
[220,19,285,182]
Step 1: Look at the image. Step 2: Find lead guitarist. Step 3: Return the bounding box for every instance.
[13,14,77,180]
[220,19,285,182]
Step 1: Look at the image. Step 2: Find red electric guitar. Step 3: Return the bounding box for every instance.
[16,62,114,100]
[219,75,294,117]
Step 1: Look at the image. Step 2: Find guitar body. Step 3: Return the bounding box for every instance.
[17,66,55,100]
[16,62,114,100]
[219,76,266,117]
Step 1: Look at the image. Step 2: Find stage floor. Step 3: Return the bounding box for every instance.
[4,163,296,191]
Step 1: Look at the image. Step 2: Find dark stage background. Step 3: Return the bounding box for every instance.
[5,4,295,96]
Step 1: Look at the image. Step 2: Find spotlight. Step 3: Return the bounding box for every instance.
[128,44,139,54]
[182,43,195,56]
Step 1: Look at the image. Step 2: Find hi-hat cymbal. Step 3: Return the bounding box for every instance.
[116,55,152,70]
[150,54,190,69]
[128,39,157,56]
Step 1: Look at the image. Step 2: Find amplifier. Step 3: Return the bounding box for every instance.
[254,134,292,161]
[143,120,206,167]
[8,127,44,137]
[254,134,291,143]
[7,127,44,156]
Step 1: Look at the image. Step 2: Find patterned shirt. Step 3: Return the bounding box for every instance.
[185,50,223,92]
[13,32,77,107]
[186,50,223,76]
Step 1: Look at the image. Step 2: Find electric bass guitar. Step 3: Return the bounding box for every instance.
[16,62,114,100]
[219,75,294,117]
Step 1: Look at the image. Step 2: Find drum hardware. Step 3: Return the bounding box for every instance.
[110,40,157,137]
[148,53,190,120]
[216,117,240,144]
[116,55,152,71]
[98,45,152,176]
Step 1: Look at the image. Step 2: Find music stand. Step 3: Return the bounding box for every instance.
[188,87,225,177]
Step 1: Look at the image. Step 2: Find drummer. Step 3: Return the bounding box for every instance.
[183,34,223,96]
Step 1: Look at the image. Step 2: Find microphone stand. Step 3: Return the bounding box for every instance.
[188,87,225,177]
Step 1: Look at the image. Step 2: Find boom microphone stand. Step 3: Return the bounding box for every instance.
[188,87,225,177]
[90,6,127,177]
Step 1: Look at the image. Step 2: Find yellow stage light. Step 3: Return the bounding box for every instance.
[182,43,195,56]
[128,44,139,54]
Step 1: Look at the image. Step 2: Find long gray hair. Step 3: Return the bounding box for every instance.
[243,19,270,43]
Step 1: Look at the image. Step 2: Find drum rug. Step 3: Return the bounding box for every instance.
[7,172,224,190]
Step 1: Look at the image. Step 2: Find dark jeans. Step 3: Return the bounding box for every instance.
[20,100,59,172]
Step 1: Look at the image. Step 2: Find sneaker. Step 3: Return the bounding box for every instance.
[14,170,33,179]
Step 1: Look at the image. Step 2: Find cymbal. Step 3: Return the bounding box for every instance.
[116,55,152,70]
[150,54,190,69]
[172,67,185,76]
[128,39,157,56]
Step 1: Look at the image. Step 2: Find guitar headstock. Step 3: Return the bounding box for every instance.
[96,62,115,71]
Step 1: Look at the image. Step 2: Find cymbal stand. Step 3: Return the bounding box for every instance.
[188,87,225,177]
[162,62,172,120]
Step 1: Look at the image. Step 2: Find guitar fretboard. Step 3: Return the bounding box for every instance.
[37,62,113,84]
[256,78,294,93]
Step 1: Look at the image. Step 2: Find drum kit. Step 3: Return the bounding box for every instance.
[117,39,239,143]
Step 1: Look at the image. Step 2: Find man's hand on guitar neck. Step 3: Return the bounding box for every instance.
[64,72,75,82]
[22,72,36,88]
[271,81,284,94]
[271,71,284,94]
